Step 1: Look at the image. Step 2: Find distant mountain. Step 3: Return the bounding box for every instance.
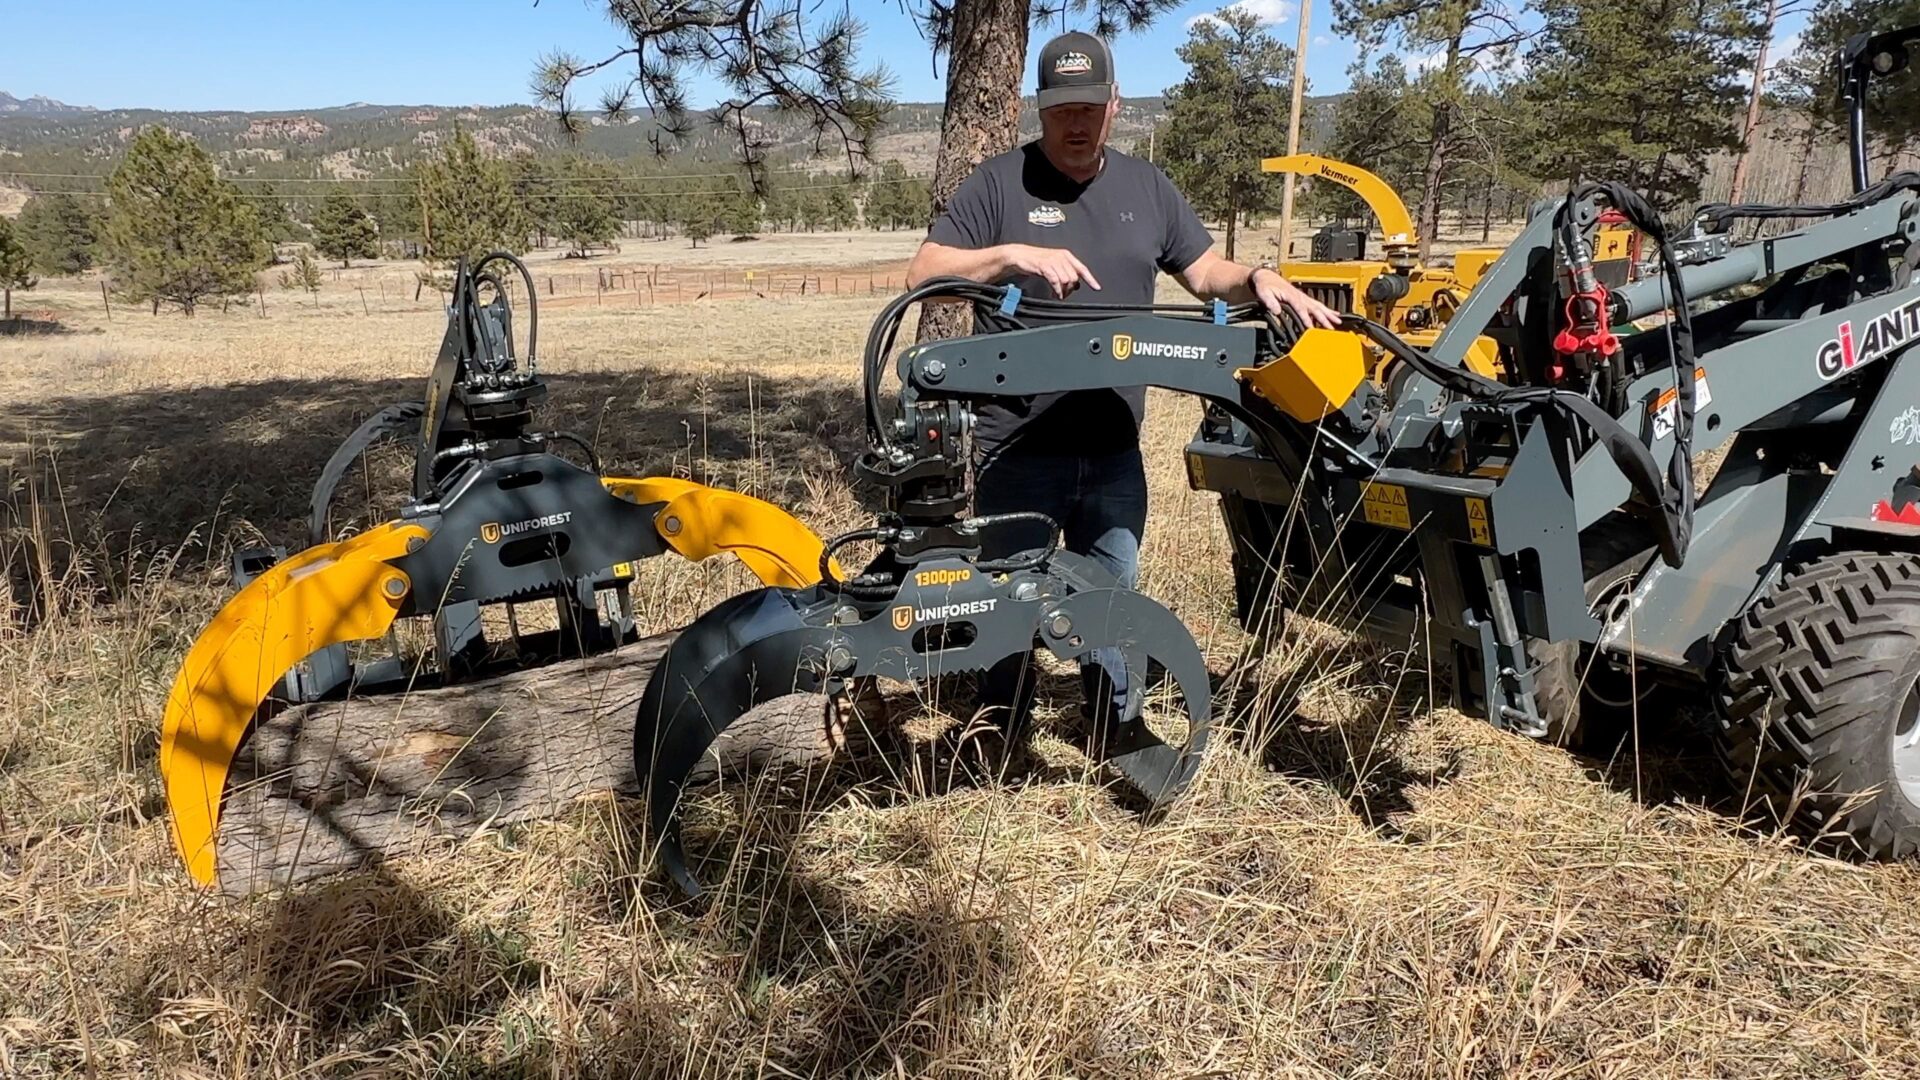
[0,92,93,116]
[0,93,1335,186]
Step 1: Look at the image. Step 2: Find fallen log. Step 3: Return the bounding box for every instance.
[215,631,887,895]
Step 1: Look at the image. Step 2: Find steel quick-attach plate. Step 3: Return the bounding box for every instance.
[390,452,669,613]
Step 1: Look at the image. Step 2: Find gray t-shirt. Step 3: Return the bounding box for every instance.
[926,142,1214,461]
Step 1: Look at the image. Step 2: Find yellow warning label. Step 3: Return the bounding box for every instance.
[1594,227,1634,261]
[1464,497,1491,547]
[1362,483,1411,530]
[612,562,634,579]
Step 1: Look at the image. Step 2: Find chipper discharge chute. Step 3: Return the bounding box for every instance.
[161,252,831,887]
[632,277,1387,896]
[1185,23,1920,859]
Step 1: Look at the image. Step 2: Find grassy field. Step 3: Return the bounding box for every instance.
[4,228,1920,1079]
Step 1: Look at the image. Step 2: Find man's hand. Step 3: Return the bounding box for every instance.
[1000,243,1102,298]
[907,240,1103,298]
[1251,267,1341,329]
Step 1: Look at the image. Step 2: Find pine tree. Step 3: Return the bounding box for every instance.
[104,126,268,316]
[1159,8,1295,260]
[1778,0,1920,163]
[1520,0,1765,207]
[825,178,858,230]
[720,187,762,236]
[312,191,379,267]
[1308,57,1430,223]
[253,182,299,245]
[677,193,717,247]
[413,128,528,267]
[278,248,324,300]
[0,215,36,320]
[797,186,830,232]
[551,158,622,256]
[14,192,99,276]
[1332,0,1527,259]
[508,154,560,247]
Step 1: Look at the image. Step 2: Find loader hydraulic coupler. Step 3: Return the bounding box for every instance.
[159,252,833,889]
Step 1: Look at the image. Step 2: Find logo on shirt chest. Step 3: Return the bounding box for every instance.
[1028,205,1065,227]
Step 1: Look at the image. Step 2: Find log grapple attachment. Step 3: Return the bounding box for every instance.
[636,282,1236,897]
[160,253,830,887]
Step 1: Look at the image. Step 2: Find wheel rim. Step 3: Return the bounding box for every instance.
[1582,583,1659,710]
[1894,683,1920,808]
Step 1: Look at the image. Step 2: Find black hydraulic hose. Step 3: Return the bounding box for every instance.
[1341,180,1698,567]
[1694,170,1920,232]
[970,511,1062,574]
[543,431,603,476]
[819,526,899,595]
[472,251,541,371]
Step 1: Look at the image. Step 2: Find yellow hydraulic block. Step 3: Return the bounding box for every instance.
[1242,327,1370,422]
[160,521,429,885]
[602,476,842,586]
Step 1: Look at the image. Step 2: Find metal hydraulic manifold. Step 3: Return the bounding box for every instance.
[635,281,1216,898]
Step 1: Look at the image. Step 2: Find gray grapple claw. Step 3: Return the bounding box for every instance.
[634,550,1213,898]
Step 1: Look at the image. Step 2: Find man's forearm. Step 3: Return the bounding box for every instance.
[1194,257,1260,303]
[906,242,1014,287]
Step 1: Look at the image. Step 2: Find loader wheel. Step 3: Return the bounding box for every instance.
[1715,552,1920,859]
[1527,543,1666,751]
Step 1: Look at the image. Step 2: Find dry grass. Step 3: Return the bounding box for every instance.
[4,235,1920,1079]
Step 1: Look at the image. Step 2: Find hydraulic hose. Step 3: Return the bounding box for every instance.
[1344,180,1698,568]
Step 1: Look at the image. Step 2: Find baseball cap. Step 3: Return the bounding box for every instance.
[1036,31,1115,109]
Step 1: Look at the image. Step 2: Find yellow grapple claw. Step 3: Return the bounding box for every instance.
[159,521,428,886]
[602,476,842,586]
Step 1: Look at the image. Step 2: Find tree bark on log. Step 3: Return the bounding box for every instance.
[215,631,887,895]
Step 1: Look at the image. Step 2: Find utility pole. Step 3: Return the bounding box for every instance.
[1277,0,1313,264]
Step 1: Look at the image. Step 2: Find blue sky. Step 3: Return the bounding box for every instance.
[4,0,1350,112]
[2,1,1804,113]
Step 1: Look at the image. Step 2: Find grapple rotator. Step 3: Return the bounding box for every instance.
[637,283,1233,897]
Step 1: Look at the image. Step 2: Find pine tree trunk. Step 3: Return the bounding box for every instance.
[1729,0,1779,204]
[3,287,9,320]
[915,0,1033,345]
[1415,32,1465,263]
[1791,120,1820,204]
[1224,200,1239,262]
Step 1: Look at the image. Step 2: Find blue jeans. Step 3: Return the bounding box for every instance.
[974,449,1148,729]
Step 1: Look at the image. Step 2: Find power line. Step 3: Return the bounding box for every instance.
[41,175,931,200]
[0,164,873,185]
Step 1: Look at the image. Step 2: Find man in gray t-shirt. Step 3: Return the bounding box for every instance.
[905,29,1338,730]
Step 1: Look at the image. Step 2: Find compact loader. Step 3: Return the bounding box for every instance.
[637,24,1920,892]
[160,252,832,887]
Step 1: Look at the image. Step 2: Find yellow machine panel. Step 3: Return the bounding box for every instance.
[1242,327,1370,422]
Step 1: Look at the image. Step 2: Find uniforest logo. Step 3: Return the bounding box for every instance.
[890,598,999,630]
[481,512,574,543]
[1111,333,1206,361]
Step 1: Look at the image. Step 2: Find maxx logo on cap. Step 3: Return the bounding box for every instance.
[1053,51,1093,75]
